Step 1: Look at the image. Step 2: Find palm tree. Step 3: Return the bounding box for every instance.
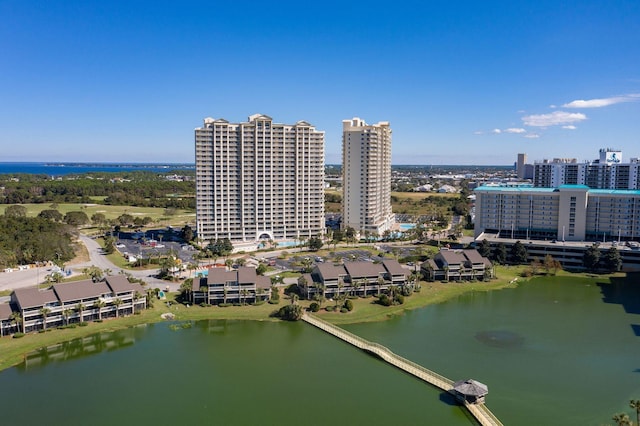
[10,311,23,334]
[187,262,197,278]
[612,413,631,426]
[133,291,141,313]
[388,285,398,302]
[360,278,368,297]
[351,279,361,297]
[50,272,63,283]
[409,271,419,287]
[377,277,385,296]
[113,298,123,318]
[269,285,279,303]
[85,265,103,282]
[298,275,308,297]
[314,282,325,305]
[225,258,234,270]
[76,302,85,323]
[146,289,156,308]
[337,278,344,299]
[39,307,50,330]
[630,400,640,426]
[161,255,179,279]
[62,308,72,326]
[301,257,313,273]
[94,299,105,320]
[241,289,250,305]
[236,258,246,267]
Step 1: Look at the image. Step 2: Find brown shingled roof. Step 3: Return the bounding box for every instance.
[438,250,467,266]
[256,275,271,290]
[13,287,58,309]
[463,249,492,266]
[237,267,257,284]
[300,273,314,286]
[207,268,237,285]
[53,280,111,303]
[315,263,347,280]
[105,275,144,295]
[343,261,386,278]
[382,259,407,276]
[0,303,13,321]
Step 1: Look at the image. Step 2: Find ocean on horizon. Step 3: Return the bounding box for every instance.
[0,162,194,176]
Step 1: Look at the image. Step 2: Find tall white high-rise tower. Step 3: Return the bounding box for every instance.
[341,117,394,236]
[195,114,325,245]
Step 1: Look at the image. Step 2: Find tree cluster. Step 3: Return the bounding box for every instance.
[0,215,75,268]
[0,172,195,209]
[206,238,233,258]
[583,243,622,273]
[273,303,303,321]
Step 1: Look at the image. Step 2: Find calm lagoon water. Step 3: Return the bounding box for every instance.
[1,275,639,425]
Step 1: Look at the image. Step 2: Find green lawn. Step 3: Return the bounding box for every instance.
[0,203,195,228]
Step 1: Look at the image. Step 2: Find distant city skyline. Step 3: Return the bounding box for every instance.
[1,1,639,165]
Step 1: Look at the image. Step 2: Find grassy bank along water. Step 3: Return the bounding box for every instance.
[0,265,620,372]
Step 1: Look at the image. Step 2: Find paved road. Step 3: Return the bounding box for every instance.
[0,236,180,293]
[77,235,180,292]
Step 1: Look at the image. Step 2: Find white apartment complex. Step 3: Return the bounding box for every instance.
[341,117,394,236]
[474,184,640,242]
[195,114,325,245]
[534,148,640,189]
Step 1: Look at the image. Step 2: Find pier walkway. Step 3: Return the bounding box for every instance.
[301,313,503,426]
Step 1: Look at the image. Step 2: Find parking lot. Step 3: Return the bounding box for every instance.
[266,249,387,272]
[115,228,198,265]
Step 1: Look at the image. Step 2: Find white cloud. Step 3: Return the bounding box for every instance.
[524,133,540,139]
[522,111,587,127]
[491,128,502,134]
[473,130,484,135]
[562,94,640,108]
[562,125,577,130]
[505,128,526,134]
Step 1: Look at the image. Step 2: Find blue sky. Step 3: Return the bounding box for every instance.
[1,0,639,165]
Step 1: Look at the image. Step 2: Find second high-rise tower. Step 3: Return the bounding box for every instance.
[342,117,394,236]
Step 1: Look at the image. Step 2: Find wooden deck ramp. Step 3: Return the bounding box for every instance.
[301,313,503,426]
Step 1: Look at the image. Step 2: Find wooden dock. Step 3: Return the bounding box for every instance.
[301,313,503,426]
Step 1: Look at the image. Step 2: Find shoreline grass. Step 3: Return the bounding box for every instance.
[0,265,621,373]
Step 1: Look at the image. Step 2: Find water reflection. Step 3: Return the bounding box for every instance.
[18,325,151,371]
[196,319,231,334]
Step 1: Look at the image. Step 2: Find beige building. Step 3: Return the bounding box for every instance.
[7,276,146,334]
[298,259,408,299]
[195,114,325,245]
[191,267,271,305]
[341,117,394,236]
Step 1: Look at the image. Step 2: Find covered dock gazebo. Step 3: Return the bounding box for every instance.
[452,379,489,404]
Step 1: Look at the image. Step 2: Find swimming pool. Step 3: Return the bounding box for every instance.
[275,241,300,248]
[398,223,416,231]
